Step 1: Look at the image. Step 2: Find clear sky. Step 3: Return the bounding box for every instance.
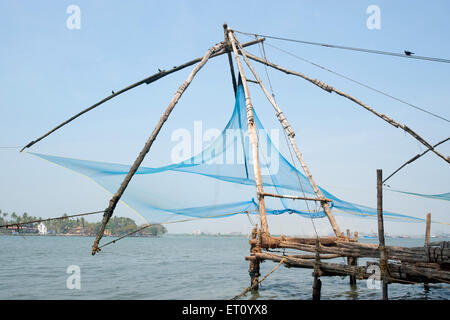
[1,0,449,236]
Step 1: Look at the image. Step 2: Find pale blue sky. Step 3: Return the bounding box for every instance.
[0,1,449,236]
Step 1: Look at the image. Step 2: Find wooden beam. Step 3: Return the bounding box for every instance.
[241,49,450,165]
[259,192,332,202]
[236,41,342,237]
[91,43,224,255]
[20,38,265,152]
[227,28,269,235]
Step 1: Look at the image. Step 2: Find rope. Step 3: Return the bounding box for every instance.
[238,32,450,123]
[0,210,105,229]
[231,258,287,300]
[265,42,450,124]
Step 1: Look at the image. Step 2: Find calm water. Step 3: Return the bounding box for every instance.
[0,235,449,300]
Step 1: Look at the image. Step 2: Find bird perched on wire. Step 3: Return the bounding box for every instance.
[111,90,115,94]
[158,68,162,72]
[404,50,414,56]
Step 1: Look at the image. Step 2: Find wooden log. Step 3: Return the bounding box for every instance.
[20,38,265,152]
[91,43,224,255]
[227,27,269,235]
[236,41,343,237]
[255,252,450,284]
[251,235,450,264]
[241,49,450,165]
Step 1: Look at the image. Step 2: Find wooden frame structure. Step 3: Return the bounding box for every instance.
[20,24,449,299]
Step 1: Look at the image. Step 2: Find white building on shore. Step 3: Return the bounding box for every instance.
[37,222,48,235]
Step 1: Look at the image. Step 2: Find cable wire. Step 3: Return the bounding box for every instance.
[233,29,450,64]
[263,41,450,123]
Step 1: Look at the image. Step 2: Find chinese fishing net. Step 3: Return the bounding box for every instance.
[28,83,429,225]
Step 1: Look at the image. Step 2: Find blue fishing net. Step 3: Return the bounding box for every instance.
[28,84,427,224]
[387,190,450,202]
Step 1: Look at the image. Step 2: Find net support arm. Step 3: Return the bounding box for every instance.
[242,49,450,165]
[91,42,224,255]
[383,136,450,184]
[236,40,342,237]
[227,27,269,235]
[20,38,264,153]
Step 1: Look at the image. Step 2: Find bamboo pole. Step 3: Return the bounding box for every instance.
[241,49,450,165]
[377,169,388,300]
[227,27,269,235]
[91,43,224,255]
[236,42,342,237]
[20,39,264,153]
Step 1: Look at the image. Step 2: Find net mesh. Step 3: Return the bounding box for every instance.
[28,84,426,224]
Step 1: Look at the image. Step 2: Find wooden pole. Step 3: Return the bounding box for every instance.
[312,239,322,300]
[425,213,431,245]
[223,23,238,96]
[377,169,388,300]
[227,27,269,235]
[249,225,261,289]
[259,192,332,202]
[424,212,431,291]
[20,39,264,153]
[91,43,224,255]
[236,42,342,237]
[241,49,450,165]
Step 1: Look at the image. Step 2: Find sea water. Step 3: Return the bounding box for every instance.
[0,235,448,300]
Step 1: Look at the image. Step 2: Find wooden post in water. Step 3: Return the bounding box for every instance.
[424,212,431,292]
[425,213,431,245]
[377,169,388,300]
[312,239,322,300]
[249,225,261,290]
